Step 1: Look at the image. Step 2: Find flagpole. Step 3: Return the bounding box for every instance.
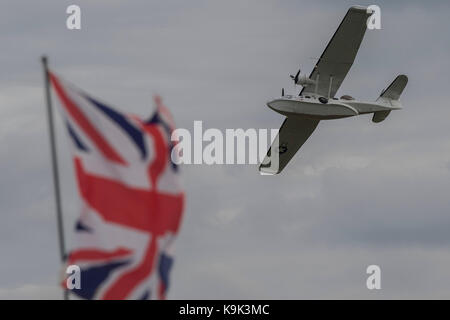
[41,56,69,300]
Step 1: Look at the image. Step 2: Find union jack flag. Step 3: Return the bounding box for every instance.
[49,71,184,299]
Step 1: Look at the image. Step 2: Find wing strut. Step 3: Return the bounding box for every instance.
[328,75,333,98]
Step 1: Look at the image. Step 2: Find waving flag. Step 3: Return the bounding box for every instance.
[49,71,184,300]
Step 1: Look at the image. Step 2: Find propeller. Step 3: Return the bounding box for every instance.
[290,69,301,84]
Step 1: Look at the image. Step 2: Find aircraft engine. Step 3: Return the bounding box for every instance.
[297,75,316,87]
[290,69,316,87]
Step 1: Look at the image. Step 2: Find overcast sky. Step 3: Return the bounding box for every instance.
[1,0,450,299]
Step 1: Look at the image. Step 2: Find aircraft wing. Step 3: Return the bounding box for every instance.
[259,116,319,175]
[301,6,373,98]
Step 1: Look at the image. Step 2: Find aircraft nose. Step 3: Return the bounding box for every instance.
[266,99,276,110]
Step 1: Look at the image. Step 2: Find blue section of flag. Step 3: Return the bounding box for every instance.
[84,95,147,160]
[139,289,151,300]
[75,219,93,233]
[66,121,89,151]
[158,253,173,291]
[72,260,131,300]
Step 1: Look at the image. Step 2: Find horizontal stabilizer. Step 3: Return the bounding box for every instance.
[372,110,391,123]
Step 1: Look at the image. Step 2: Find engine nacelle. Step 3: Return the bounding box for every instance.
[297,75,316,87]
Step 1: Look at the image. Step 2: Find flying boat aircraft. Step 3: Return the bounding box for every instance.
[259,5,408,174]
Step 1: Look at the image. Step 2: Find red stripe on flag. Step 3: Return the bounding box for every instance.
[158,282,166,300]
[144,125,168,188]
[154,95,175,130]
[74,157,184,234]
[102,238,157,299]
[68,248,132,264]
[49,72,127,165]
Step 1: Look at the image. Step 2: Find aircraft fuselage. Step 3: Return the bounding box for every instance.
[267,95,401,120]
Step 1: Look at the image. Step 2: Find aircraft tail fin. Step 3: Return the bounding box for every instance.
[379,74,408,100]
[373,74,408,123]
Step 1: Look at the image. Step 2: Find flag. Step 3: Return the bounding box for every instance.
[49,71,184,300]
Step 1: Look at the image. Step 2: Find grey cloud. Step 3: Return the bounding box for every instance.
[1,0,450,298]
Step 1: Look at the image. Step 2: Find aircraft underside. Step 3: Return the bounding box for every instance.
[267,98,399,120]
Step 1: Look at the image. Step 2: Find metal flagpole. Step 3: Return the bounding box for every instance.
[41,56,69,300]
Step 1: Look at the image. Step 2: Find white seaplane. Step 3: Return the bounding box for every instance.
[260,5,408,174]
